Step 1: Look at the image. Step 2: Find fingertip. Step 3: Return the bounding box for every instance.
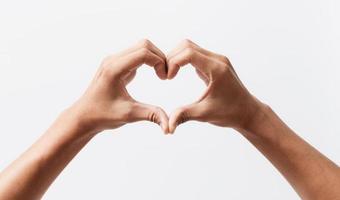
[167,73,173,80]
[167,66,179,80]
[155,62,167,80]
[169,126,176,134]
[168,116,178,134]
[155,107,170,134]
[168,104,196,133]
[158,73,167,80]
[161,121,170,134]
[166,67,172,80]
[166,58,178,79]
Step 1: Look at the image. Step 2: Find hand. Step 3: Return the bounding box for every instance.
[167,40,264,133]
[69,39,169,134]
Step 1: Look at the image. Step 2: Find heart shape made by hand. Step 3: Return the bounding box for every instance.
[113,39,259,134]
[79,39,259,135]
[127,64,204,125]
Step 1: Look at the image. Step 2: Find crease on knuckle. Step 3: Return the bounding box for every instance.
[150,106,165,124]
[148,108,160,124]
[178,109,189,124]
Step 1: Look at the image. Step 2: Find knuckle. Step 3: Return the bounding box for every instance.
[148,106,164,123]
[101,55,114,67]
[218,62,229,73]
[179,115,188,124]
[210,56,231,74]
[154,106,163,115]
[220,55,231,65]
[221,60,231,71]
[212,62,230,78]
[181,39,193,47]
[94,67,112,83]
[139,47,150,55]
[138,48,151,60]
[167,57,175,66]
[176,108,188,124]
[149,109,159,123]
[183,47,195,57]
[100,65,114,79]
[139,38,152,49]
[154,106,162,112]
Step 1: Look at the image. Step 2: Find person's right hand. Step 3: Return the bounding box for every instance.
[167,40,265,133]
[67,39,169,135]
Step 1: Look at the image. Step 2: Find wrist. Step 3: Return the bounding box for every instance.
[57,106,99,139]
[34,108,97,163]
[236,98,276,141]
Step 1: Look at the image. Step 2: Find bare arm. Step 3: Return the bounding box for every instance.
[239,105,340,200]
[0,39,169,200]
[168,39,340,200]
[0,111,95,200]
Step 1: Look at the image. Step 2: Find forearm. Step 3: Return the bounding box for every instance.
[0,108,96,200]
[238,104,340,200]
[0,41,169,200]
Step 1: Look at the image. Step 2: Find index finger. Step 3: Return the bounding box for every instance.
[119,39,166,60]
[114,48,165,78]
[167,47,219,79]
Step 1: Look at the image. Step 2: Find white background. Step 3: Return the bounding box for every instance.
[0,0,339,199]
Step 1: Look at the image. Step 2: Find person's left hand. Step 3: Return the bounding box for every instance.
[166,40,263,133]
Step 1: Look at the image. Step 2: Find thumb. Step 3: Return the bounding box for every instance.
[129,102,169,134]
[169,103,203,134]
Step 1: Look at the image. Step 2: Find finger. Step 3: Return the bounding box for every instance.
[184,42,237,82]
[168,103,205,133]
[117,39,167,79]
[167,39,201,60]
[167,47,218,79]
[122,70,137,85]
[187,41,227,62]
[191,44,239,83]
[129,102,170,134]
[167,39,206,61]
[195,69,209,85]
[167,39,225,63]
[154,62,167,80]
[167,40,190,60]
[116,48,166,79]
[117,39,166,60]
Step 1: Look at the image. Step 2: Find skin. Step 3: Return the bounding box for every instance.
[0,39,339,200]
[0,39,169,200]
[167,40,340,200]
